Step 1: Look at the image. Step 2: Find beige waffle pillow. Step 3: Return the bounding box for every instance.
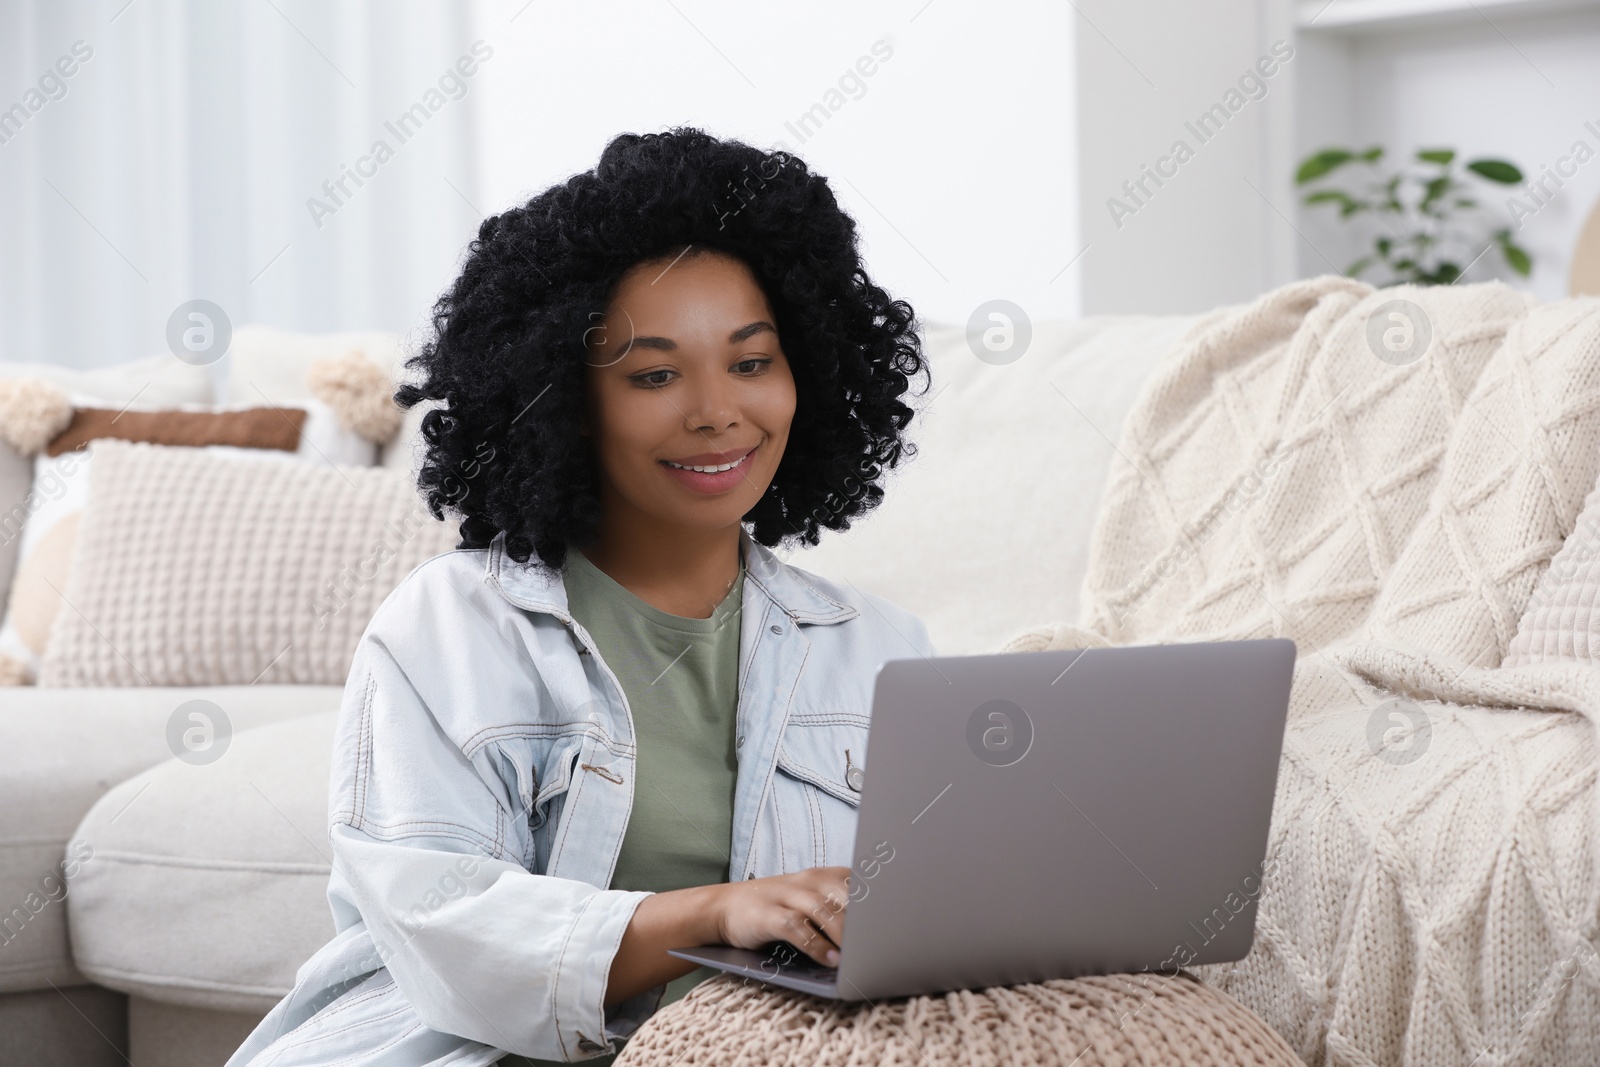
[1503,467,1600,666]
[38,438,458,687]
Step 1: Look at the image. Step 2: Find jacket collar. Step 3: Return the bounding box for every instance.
[484,527,858,626]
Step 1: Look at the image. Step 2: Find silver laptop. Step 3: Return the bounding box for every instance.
[669,637,1296,1001]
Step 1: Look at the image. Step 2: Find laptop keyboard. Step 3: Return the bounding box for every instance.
[760,942,839,981]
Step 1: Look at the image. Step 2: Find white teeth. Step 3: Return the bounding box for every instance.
[665,454,746,474]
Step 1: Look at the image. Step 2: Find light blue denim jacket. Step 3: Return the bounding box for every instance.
[227,527,934,1066]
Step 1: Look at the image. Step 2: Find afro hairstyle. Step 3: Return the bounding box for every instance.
[395,126,929,571]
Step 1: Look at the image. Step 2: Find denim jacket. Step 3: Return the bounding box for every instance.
[227,527,934,1066]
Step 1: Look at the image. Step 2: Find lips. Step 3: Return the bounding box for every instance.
[658,444,759,495]
[660,445,757,473]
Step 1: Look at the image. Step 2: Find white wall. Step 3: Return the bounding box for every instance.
[13,2,1590,371]
[0,1,1078,370]
[470,1,1078,331]
[1073,0,1299,315]
[1293,6,1600,298]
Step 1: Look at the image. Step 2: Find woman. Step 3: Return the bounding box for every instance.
[228,127,933,1066]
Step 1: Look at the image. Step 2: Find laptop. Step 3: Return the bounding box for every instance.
[669,637,1296,1001]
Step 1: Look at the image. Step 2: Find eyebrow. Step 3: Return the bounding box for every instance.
[615,320,777,355]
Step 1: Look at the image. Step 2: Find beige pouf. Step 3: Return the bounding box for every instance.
[616,971,1302,1066]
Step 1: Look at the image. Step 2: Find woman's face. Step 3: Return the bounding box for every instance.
[582,250,796,538]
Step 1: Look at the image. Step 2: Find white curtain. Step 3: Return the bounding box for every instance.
[0,0,487,371]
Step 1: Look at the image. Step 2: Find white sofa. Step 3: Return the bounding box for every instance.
[18,285,1600,1067]
[0,313,1198,1065]
[13,289,1600,1066]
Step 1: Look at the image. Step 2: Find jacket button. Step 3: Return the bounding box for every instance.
[846,767,865,791]
[770,623,784,635]
[736,734,745,748]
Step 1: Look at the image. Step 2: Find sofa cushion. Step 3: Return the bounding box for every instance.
[785,315,1206,655]
[68,712,339,1014]
[0,685,341,994]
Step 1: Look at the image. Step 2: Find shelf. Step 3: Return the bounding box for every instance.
[1296,0,1600,34]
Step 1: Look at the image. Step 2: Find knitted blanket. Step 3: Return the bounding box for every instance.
[1004,277,1600,1066]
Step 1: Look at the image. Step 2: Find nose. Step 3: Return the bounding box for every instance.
[681,367,738,432]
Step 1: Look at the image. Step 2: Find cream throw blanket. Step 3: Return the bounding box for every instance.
[1004,277,1600,1066]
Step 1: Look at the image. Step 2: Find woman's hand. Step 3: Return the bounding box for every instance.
[605,867,851,1007]
[713,866,851,966]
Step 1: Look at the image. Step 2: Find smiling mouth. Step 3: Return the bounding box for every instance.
[660,448,756,474]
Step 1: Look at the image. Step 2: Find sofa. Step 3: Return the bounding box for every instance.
[2,280,1597,1066]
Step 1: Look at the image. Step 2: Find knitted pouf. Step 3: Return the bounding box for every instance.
[615,971,1303,1067]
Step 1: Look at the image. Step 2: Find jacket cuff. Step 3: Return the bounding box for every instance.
[602,982,667,1044]
[552,888,655,1057]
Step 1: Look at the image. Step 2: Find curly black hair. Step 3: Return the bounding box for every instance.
[395,126,928,571]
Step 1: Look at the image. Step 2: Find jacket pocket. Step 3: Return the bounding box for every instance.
[771,714,869,870]
[530,738,585,830]
[522,737,586,874]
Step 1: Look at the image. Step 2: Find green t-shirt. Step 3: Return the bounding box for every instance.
[510,547,743,1067]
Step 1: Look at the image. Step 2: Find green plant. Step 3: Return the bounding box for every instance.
[1296,146,1530,285]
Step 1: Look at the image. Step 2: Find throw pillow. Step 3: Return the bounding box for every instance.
[224,325,424,472]
[0,444,32,633]
[0,386,381,683]
[0,355,214,617]
[37,438,457,687]
[224,324,406,407]
[0,443,93,684]
[0,352,214,409]
[1503,467,1600,666]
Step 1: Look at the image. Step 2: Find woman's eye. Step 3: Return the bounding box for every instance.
[632,370,675,387]
[735,357,772,374]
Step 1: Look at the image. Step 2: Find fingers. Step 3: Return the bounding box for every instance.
[781,870,850,966]
[720,867,854,966]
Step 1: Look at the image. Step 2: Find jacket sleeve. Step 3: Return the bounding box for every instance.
[326,627,662,1061]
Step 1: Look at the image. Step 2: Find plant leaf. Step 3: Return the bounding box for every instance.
[1467,159,1523,184]
[1376,237,1392,256]
[1420,176,1452,209]
[1417,148,1455,165]
[1297,149,1355,184]
[1359,145,1384,162]
[1304,190,1350,206]
[1502,241,1532,276]
[1345,256,1375,277]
